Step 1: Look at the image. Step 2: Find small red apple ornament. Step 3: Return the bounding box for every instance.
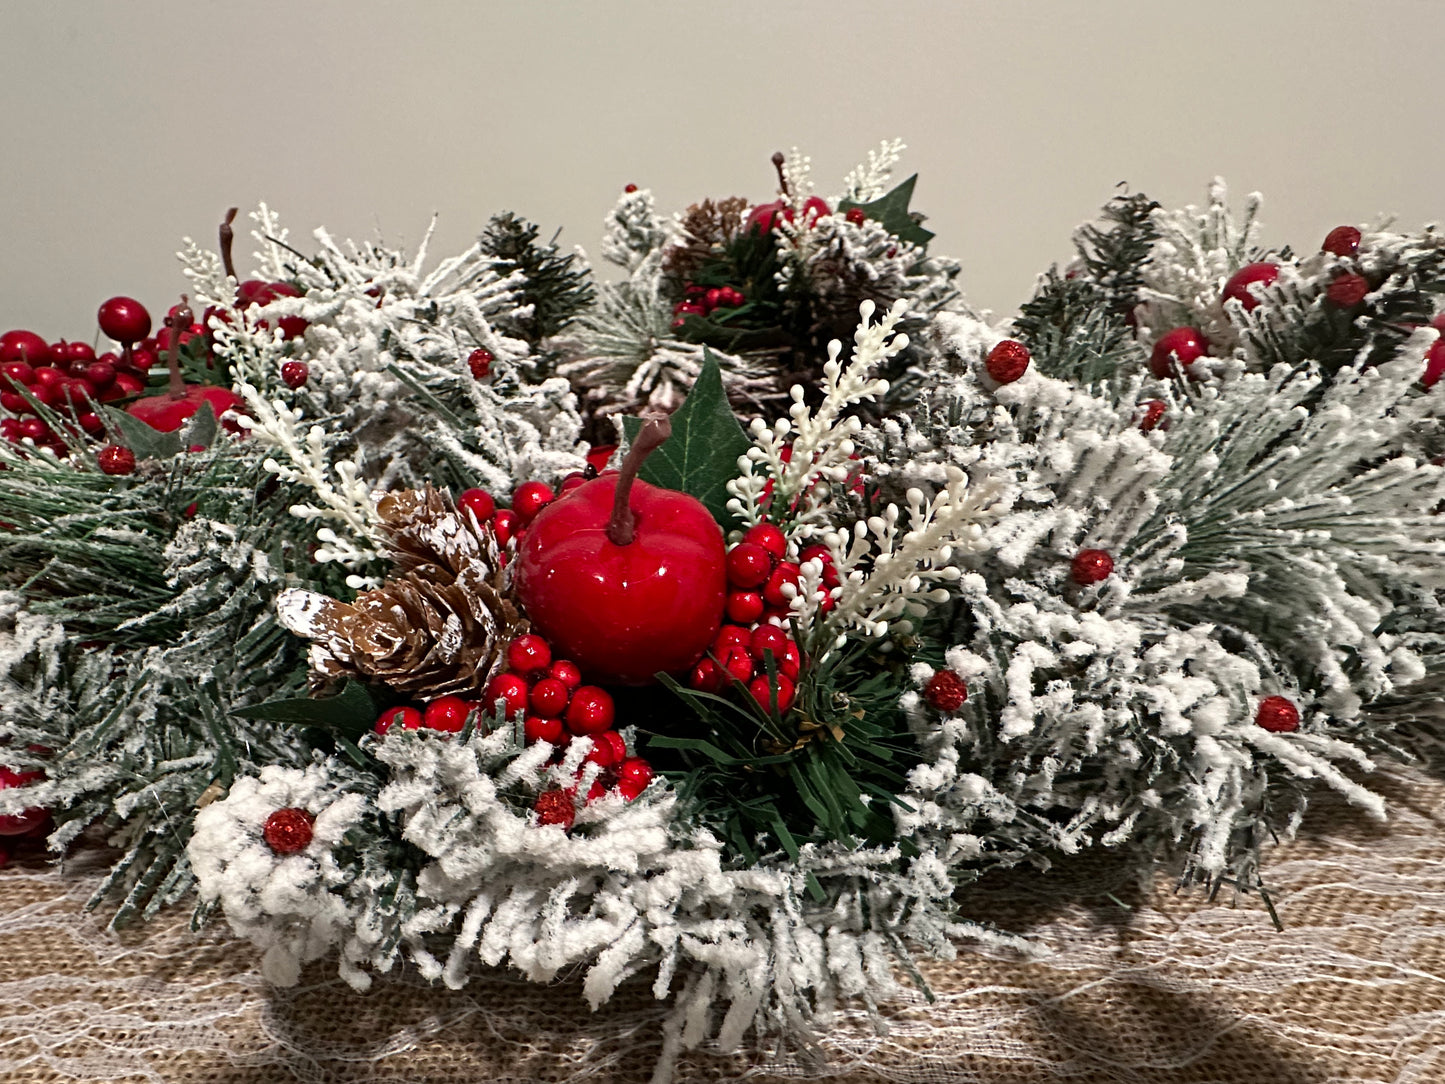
[125,297,246,433]
[513,415,727,684]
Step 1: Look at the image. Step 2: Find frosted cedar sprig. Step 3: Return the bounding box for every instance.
[812,465,1000,650]
[726,298,904,535]
[230,385,384,582]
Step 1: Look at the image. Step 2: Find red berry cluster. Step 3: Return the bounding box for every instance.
[0,301,159,451]
[673,283,746,328]
[456,467,605,564]
[486,634,654,803]
[689,621,803,713]
[717,521,829,626]
[226,279,308,341]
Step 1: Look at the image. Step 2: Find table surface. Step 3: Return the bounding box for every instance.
[0,759,1441,1084]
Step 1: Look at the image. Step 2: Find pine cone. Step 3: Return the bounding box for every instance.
[276,487,521,698]
[660,197,750,281]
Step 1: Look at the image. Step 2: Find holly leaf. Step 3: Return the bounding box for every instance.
[230,679,378,741]
[621,348,751,528]
[100,405,184,460]
[180,401,217,450]
[838,174,935,248]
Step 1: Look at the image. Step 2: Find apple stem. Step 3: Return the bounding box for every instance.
[167,296,191,399]
[219,207,238,281]
[771,151,789,197]
[607,414,672,546]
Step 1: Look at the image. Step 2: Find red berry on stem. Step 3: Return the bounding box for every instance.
[616,756,653,800]
[468,348,493,380]
[78,411,103,434]
[720,646,754,684]
[565,686,615,735]
[624,184,638,193]
[0,331,48,366]
[18,418,49,442]
[1255,695,1300,733]
[262,807,314,854]
[97,445,136,475]
[763,563,801,608]
[534,788,575,829]
[97,298,152,344]
[281,361,309,389]
[690,657,725,693]
[492,508,520,547]
[524,714,565,745]
[507,633,552,675]
[726,590,765,625]
[924,670,968,712]
[747,673,796,713]
[547,658,582,690]
[66,342,95,364]
[1321,225,1361,257]
[1,361,34,386]
[1150,327,1209,379]
[84,361,116,391]
[513,416,727,684]
[844,207,866,225]
[713,626,751,654]
[530,677,570,718]
[585,730,628,769]
[457,488,496,523]
[374,705,422,734]
[1071,548,1114,585]
[986,340,1030,383]
[511,481,555,524]
[1326,272,1370,308]
[704,288,722,312]
[750,624,788,662]
[1222,262,1280,312]
[484,672,530,719]
[743,522,786,560]
[726,542,772,588]
[423,695,472,733]
[586,444,617,473]
[559,472,588,494]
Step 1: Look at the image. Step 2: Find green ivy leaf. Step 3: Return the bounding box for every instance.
[100,406,184,461]
[621,348,751,528]
[180,401,217,450]
[230,679,378,741]
[838,174,935,249]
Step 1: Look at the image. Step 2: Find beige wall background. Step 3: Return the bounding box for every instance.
[1,0,1441,337]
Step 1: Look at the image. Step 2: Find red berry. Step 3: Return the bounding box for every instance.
[1255,695,1301,733]
[1149,327,1208,379]
[762,562,801,608]
[18,418,49,442]
[1,361,34,386]
[844,207,866,226]
[586,444,617,473]
[281,360,309,389]
[0,331,48,366]
[986,340,1030,384]
[1222,262,1280,312]
[1424,340,1445,389]
[726,590,765,624]
[511,481,555,524]
[689,657,725,693]
[83,361,115,391]
[468,348,493,380]
[507,633,553,675]
[624,184,638,193]
[743,522,787,559]
[422,695,472,733]
[66,342,95,364]
[1321,225,1361,257]
[530,677,570,717]
[0,766,48,836]
[924,670,968,712]
[565,686,615,735]
[726,542,773,588]
[1,391,28,415]
[585,729,628,769]
[524,714,565,745]
[547,658,582,690]
[491,508,520,546]
[533,788,575,829]
[704,288,722,312]
[375,705,423,735]
[750,624,789,662]
[129,347,158,372]
[96,298,152,344]
[713,625,751,653]
[1326,272,1370,308]
[558,472,588,494]
[262,807,314,854]
[31,366,63,390]
[77,411,103,434]
[457,487,496,523]
[1137,399,1168,432]
[719,646,754,684]
[616,757,653,800]
[484,672,530,718]
[780,638,801,680]
[48,342,72,370]
[1071,548,1115,585]
[747,673,796,713]
[97,445,136,475]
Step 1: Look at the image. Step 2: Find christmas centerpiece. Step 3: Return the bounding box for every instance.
[1,142,1443,1079]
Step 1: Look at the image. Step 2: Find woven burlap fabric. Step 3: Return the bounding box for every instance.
[0,760,1441,1083]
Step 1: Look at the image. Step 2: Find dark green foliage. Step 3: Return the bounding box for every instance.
[838,174,935,248]
[479,212,595,346]
[1015,191,1158,386]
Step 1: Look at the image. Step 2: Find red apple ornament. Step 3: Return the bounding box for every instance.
[125,298,245,433]
[514,415,727,684]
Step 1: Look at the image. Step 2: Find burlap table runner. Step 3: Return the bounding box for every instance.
[0,758,1440,1084]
